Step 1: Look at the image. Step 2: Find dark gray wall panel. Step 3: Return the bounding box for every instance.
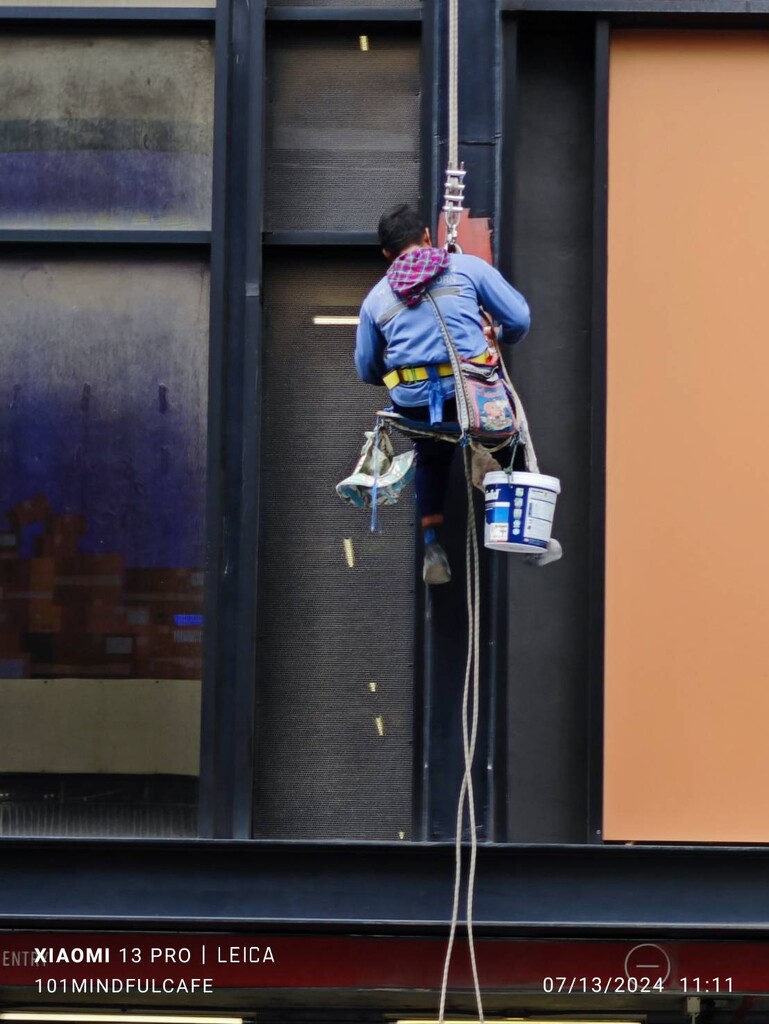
[502,25,594,841]
[265,28,420,232]
[254,252,416,840]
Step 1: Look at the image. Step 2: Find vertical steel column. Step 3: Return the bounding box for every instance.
[587,17,609,844]
[489,14,518,844]
[423,0,503,841]
[199,0,264,838]
[415,0,439,842]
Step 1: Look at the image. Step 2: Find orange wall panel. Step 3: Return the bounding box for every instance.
[605,31,769,842]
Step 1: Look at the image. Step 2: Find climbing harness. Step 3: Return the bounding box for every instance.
[377,329,539,465]
[382,348,495,390]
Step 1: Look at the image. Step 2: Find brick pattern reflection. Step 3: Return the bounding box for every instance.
[0,492,203,680]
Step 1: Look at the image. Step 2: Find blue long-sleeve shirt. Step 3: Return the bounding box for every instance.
[354,252,531,408]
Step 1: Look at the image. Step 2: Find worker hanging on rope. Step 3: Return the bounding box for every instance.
[354,203,532,584]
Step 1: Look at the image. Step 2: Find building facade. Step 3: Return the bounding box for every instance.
[2,0,769,1019]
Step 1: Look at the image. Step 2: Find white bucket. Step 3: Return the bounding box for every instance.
[483,471,561,553]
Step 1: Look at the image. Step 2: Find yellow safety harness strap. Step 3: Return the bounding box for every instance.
[383,363,453,388]
[382,349,495,389]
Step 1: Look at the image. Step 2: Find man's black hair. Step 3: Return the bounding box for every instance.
[377,205,426,256]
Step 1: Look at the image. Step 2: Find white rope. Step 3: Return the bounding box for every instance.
[484,323,540,473]
[448,0,459,168]
[499,360,539,473]
[437,447,485,1024]
[439,0,488,1001]
[463,444,484,1021]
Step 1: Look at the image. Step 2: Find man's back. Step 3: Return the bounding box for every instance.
[355,251,531,409]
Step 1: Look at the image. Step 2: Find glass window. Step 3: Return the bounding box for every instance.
[0,253,209,837]
[0,35,214,230]
[0,0,214,6]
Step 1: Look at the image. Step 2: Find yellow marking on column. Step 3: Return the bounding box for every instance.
[343,538,355,567]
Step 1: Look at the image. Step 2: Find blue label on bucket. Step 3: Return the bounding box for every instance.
[487,502,510,522]
[484,480,555,549]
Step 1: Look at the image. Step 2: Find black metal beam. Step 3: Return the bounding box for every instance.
[234,0,266,842]
[4,839,769,932]
[420,0,469,841]
[410,0,438,845]
[502,0,769,10]
[499,19,596,843]
[587,19,609,845]
[501,0,769,29]
[492,18,518,846]
[199,0,263,840]
[198,0,233,841]
[0,6,215,18]
[421,0,501,843]
[266,6,421,19]
[482,0,508,849]
[0,230,210,245]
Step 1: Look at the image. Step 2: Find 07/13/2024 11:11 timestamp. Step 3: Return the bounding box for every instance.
[541,977,734,994]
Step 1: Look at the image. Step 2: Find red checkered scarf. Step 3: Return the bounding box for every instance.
[386,247,451,307]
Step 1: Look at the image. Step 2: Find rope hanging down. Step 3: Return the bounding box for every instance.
[437,0,544,1010]
[436,0,486,1018]
[447,0,459,168]
[437,446,485,1024]
[434,370,539,1024]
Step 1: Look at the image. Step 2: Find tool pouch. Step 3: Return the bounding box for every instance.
[459,360,519,440]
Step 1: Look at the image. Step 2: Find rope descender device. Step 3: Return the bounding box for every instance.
[442,163,466,253]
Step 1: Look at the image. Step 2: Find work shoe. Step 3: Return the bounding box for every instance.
[524,537,563,568]
[423,542,452,585]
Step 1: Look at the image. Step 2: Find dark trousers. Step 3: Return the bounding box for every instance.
[392,398,523,523]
